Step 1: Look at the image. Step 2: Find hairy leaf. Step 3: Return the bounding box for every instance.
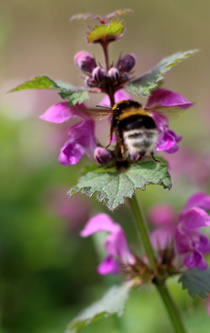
[69,159,171,210]
[59,89,89,105]
[10,77,89,106]
[178,268,210,298]
[66,282,132,333]
[128,50,198,96]
[88,20,124,43]
[9,76,56,92]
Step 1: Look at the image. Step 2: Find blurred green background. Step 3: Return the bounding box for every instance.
[0,0,210,332]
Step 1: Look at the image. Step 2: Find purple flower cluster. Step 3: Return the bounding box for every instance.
[40,87,192,165]
[150,192,210,270]
[79,192,210,276]
[75,51,136,90]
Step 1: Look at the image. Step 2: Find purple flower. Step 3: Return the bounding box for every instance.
[40,102,97,165]
[94,147,113,165]
[81,214,135,275]
[74,51,97,74]
[149,193,210,270]
[146,88,193,154]
[176,192,210,270]
[117,54,136,72]
[149,204,177,250]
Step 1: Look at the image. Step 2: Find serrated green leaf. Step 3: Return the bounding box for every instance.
[10,77,89,106]
[128,49,198,96]
[66,282,132,333]
[178,268,210,298]
[88,20,124,43]
[9,76,56,92]
[59,89,89,106]
[69,159,171,210]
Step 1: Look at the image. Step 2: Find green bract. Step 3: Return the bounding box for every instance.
[128,49,198,96]
[88,20,124,43]
[66,282,132,333]
[69,159,171,210]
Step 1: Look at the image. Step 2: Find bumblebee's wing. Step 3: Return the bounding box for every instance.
[86,107,113,120]
[145,106,187,119]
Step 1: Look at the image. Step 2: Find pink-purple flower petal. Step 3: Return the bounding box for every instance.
[179,207,210,229]
[80,213,119,237]
[156,130,182,153]
[185,192,210,211]
[58,140,85,165]
[183,251,208,270]
[145,88,193,110]
[40,102,88,123]
[97,255,121,275]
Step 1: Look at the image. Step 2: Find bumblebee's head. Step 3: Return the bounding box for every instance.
[112,100,142,111]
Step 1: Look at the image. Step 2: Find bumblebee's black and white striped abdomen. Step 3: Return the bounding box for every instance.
[123,128,159,156]
[118,113,159,157]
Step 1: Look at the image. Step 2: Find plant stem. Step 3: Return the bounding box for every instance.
[129,193,187,333]
[102,42,110,71]
[129,194,156,269]
[156,282,187,333]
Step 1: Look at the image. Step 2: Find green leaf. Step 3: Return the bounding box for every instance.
[69,159,171,210]
[128,49,198,96]
[59,89,89,106]
[88,20,124,43]
[9,76,56,92]
[178,268,210,298]
[9,77,89,106]
[66,282,132,333]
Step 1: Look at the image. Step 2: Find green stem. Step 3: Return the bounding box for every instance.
[129,194,156,269]
[102,41,110,71]
[156,282,187,333]
[129,193,187,333]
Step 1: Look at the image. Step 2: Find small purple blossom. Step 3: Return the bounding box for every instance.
[176,193,210,270]
[74,51,97,74]
[40,102,97,165]
[81,214,135,275]
[94,147,113,165]
[146,88,193,154]
[149,193,210,270]
[149,204,176,250]
[117,53,136,72]
[108,67,120,83]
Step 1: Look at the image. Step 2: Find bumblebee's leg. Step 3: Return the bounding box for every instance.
[119,130,127,160]
[151,152,160,163]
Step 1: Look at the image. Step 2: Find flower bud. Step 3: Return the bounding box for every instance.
[85,77,96,88]
[94,147,113,165]
[108,67,120,82]
[74,51,97,73]
[117,53,136,72]
[92,66,106,82]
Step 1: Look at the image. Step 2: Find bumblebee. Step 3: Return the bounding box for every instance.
[109,100,159,162]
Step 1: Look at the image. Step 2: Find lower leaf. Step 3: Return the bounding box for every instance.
[65,282,132,333]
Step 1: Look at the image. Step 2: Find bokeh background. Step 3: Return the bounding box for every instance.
[0,0,210,332]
